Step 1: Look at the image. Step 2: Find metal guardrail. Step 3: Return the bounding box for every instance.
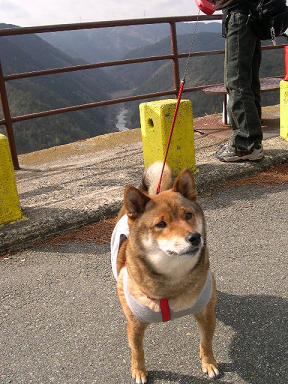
[0,15,285,169]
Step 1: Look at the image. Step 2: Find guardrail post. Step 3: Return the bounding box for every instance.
[0,134,22,225]
[0,61,19,170]
[139,99,196,175]
[170,22,181,96]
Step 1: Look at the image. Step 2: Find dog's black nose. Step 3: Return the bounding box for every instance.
[186,232,201,247]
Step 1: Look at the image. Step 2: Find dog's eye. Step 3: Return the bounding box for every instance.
[185,212,193,220]
[155,221,167,229]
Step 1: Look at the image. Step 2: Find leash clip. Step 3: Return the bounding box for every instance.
[270,27,276,46]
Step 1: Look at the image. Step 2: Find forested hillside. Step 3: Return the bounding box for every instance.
[118,33,285,128]
[0,23,123,153]
[0,22,285,154]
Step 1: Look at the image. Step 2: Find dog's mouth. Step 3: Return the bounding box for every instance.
[167,245,201,257]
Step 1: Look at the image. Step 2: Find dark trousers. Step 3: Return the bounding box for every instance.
[225,11,262,151]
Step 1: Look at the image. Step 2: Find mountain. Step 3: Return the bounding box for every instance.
[0,22,222,154]
[0,22,284,154]
[110,31,226,89]
[42,22,222,63]
[119,33,285,128]
[0,23,124,153]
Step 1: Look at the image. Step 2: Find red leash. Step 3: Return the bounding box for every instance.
[155,11,200,196]
[156,79,186,322]
[150,12,200,321]
[156,79,186,194]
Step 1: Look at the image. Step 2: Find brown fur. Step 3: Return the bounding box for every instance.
[115,166,219,383]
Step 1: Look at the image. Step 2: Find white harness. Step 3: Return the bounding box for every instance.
[111,214,212,323]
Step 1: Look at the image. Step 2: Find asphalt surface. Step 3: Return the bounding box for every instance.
[1,176,287,384]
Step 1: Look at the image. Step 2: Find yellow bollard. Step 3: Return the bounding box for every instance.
[0,134,22,225]
[139,99,196,175]
[280,80,288,141]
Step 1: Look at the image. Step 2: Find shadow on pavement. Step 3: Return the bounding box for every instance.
[217,291,287,384]
[144,292,287,384]
[147,370,230,383]
[202,178,288,212]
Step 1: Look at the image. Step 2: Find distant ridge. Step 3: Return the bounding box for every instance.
[42,22,222,63]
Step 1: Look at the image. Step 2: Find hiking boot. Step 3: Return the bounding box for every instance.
[216,142,264,162]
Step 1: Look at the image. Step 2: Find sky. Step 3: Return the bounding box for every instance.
[0,0,204,27]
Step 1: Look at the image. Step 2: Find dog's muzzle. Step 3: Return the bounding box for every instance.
[186,232,202,247]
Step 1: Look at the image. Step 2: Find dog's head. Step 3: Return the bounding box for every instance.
[124,170,205,277]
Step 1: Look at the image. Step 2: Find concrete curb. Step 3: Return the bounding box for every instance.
[0,201,121,255]
[195,144,288,194]
[1,137,287,255]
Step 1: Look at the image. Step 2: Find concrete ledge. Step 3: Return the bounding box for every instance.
[0,200,121,255]
[19,129,142,167]
[195,139,288,194]
[1,114,288,255]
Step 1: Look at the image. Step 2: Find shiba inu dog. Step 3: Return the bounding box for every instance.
[111,163,219,383]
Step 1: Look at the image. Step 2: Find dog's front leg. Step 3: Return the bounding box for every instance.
[194,290,219,379]
[127,319,148,384]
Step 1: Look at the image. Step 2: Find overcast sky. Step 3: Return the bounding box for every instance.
[0,0,205,27]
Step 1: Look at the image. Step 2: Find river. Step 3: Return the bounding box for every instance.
[115,107,129,131]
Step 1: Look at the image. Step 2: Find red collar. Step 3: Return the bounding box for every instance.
[160,298,171,322]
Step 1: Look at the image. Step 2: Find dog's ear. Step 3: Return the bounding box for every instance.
[124,186,151,219]
[173,169,197,201]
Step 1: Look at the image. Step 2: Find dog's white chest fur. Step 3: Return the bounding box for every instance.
[146,249,201,280]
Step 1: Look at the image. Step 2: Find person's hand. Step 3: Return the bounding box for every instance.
[194,0,216,15]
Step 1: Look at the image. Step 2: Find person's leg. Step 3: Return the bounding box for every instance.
[251,39,262,123]
[218,11,263,161]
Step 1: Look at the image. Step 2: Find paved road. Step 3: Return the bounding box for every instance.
[1,179,287,384]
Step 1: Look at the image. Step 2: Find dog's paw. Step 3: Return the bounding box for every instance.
[201,361,219,379]
[132,368,148,384]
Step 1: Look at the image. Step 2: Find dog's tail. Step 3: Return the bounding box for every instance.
[142,162,173,195]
